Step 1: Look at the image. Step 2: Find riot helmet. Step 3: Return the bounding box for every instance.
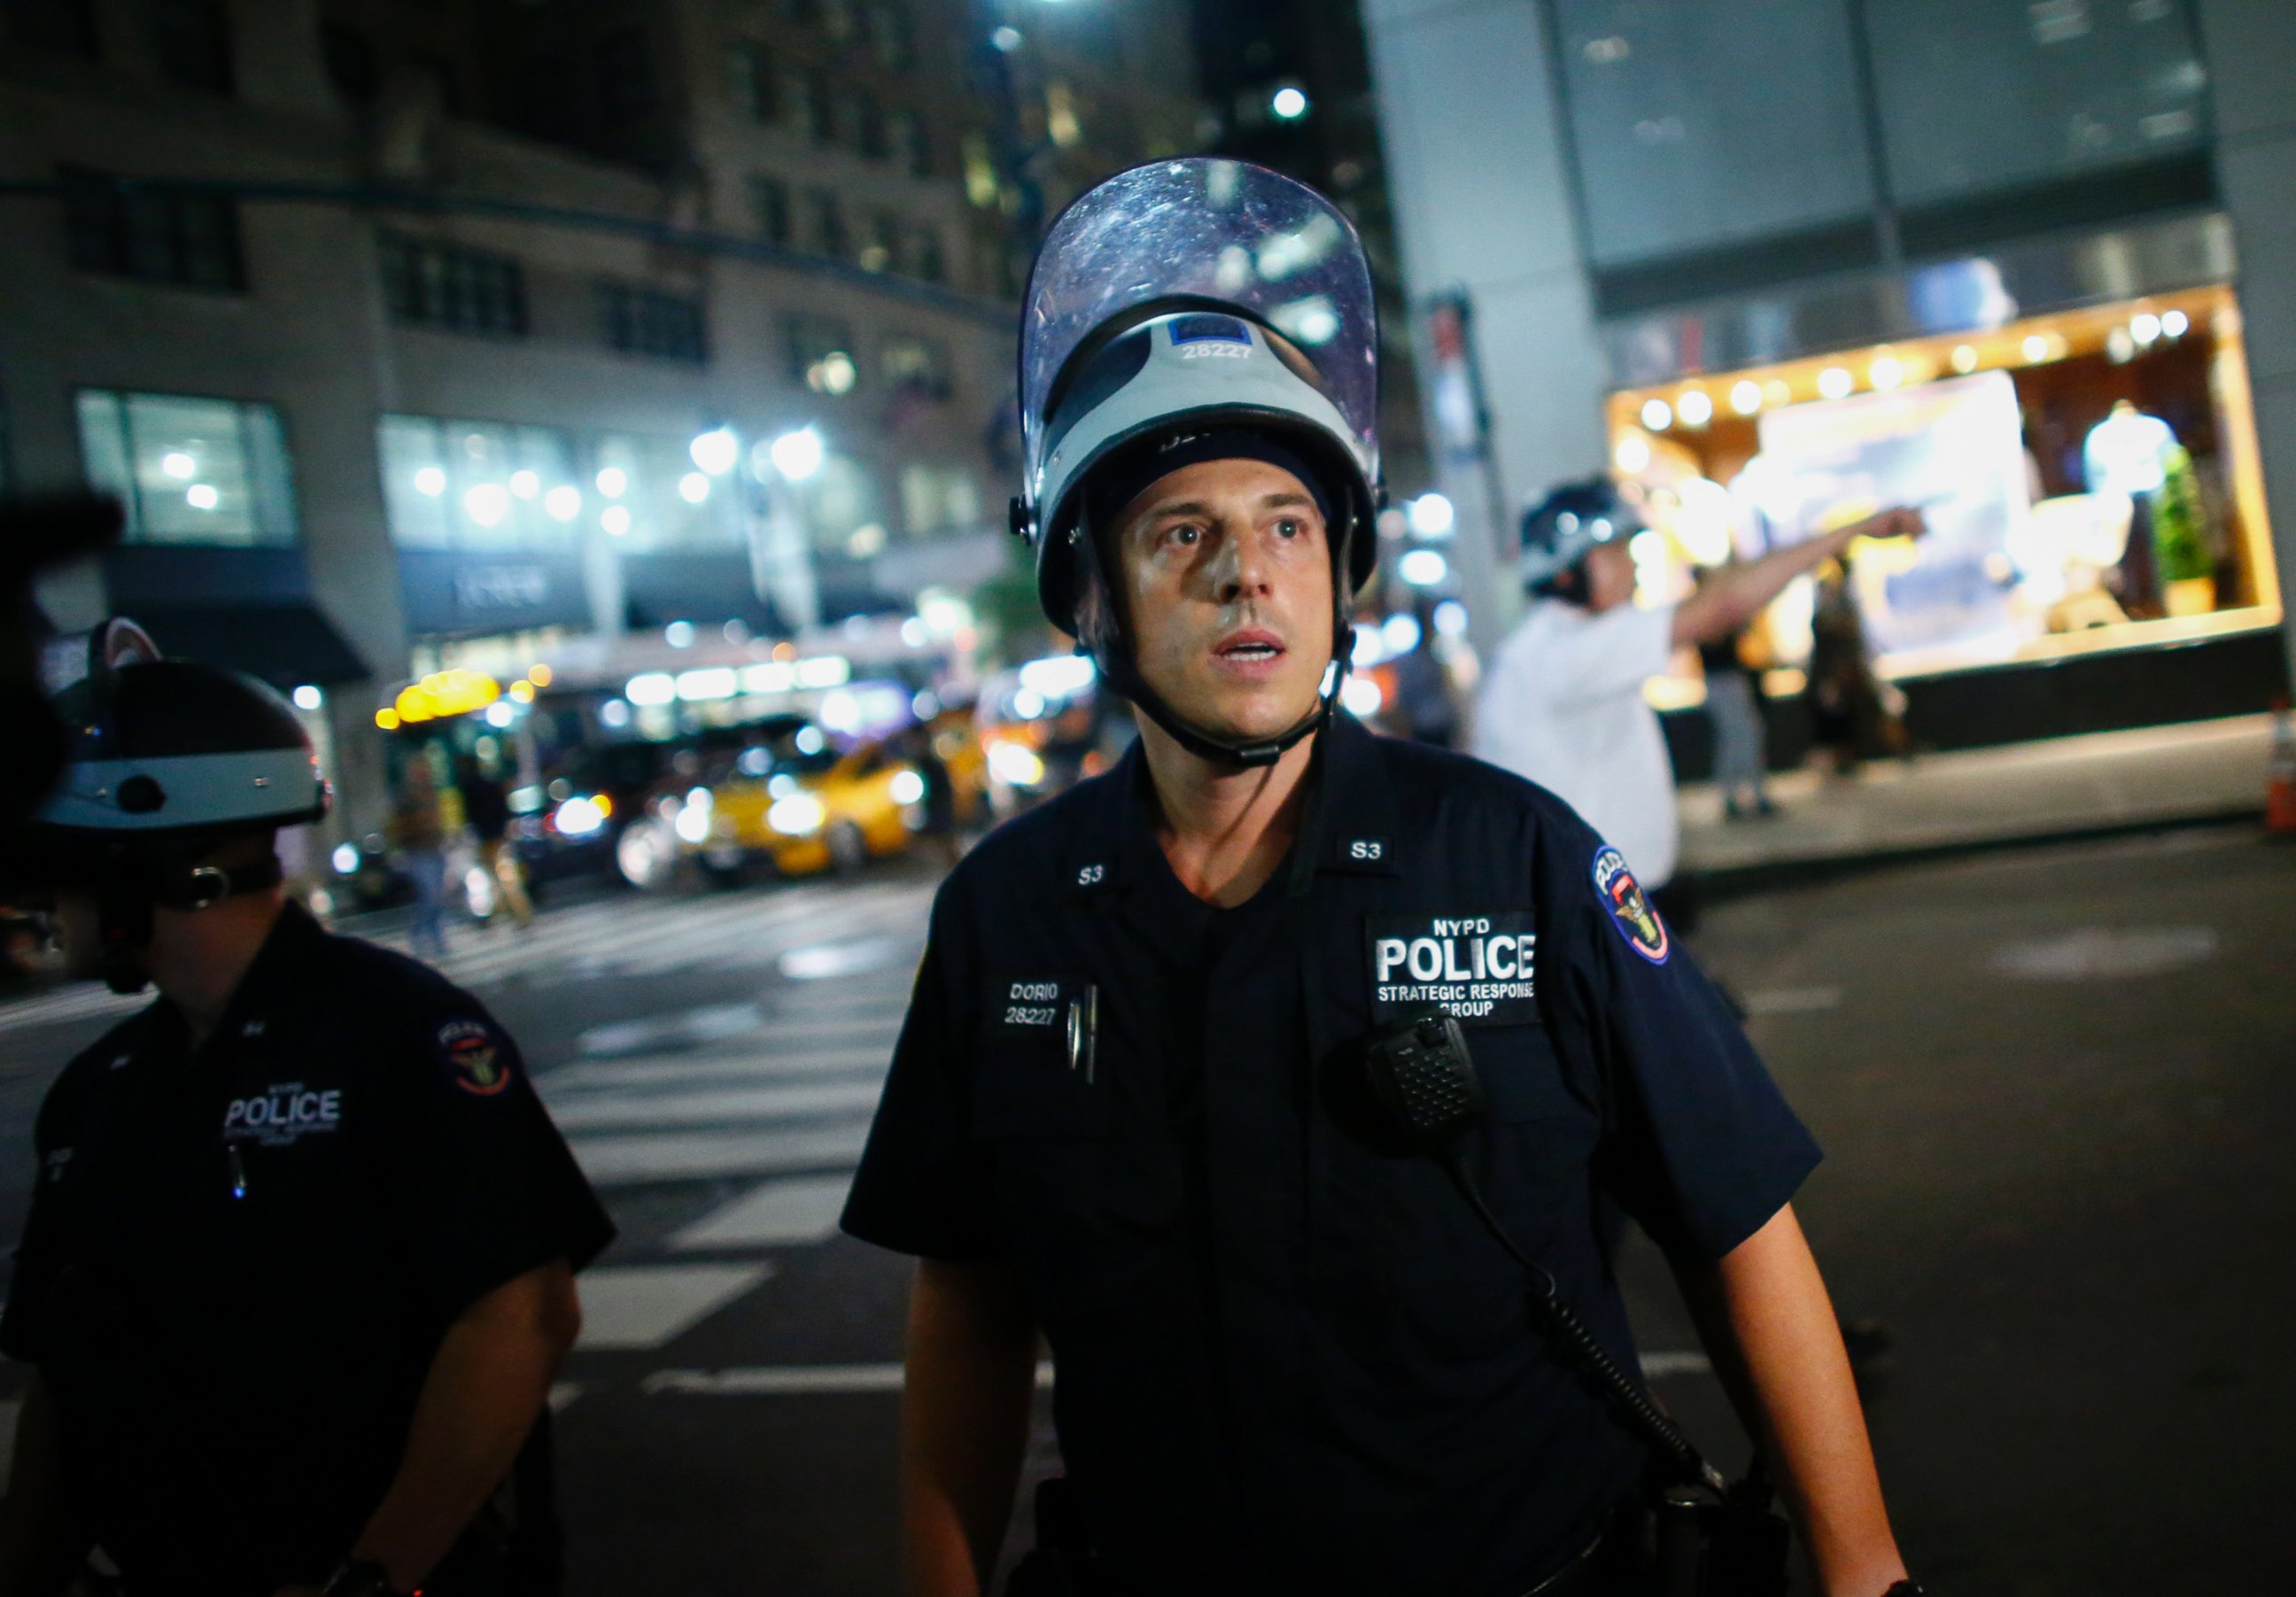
[1519,477,1645,597]
[1012,159,1382,767]
[10,620,329,991]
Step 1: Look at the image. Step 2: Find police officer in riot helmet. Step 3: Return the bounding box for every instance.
[1476,478,1923,913]
[844,161,1922,1597]
[0,623,612,1597]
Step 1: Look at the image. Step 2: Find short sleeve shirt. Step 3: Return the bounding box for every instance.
[1474,599,1682,886]
[843,713,1817,1595]
[1,903,614,1593]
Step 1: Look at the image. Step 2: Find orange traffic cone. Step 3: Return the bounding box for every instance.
[2269,697,2296,836]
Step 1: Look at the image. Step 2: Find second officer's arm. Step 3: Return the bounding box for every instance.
[325,1260,582,1593]
[901,1258,1038,1597]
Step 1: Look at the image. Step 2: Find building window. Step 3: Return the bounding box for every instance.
[898,462,981,537]
[599,283,708,363]
[321,22,381,105]
[787,315,858,394]
[882,337,952,399]
[727,40,775,121]
[150,0,233,95]
[851,90,889,159]
[4,0,96,55]
[595,26,655,128]
[379,231,528,338]
[886,108,931,177]
[858,210,900,273]
[911,224,946,284]
[806,188,849,258]
[76,390,299,548]
[377,415,580,552]
[749,175,792,244]
[593,434,743,551]
[61,169,244,292]
[871,3,912,71]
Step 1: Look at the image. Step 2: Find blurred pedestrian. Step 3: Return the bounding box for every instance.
[1807,554,1909,779]
[1475,477,1922,919]
[392,756,449,958]
[1699,622,1774,819]
[456,753,534,930]
[904,724,963,871]
[0,628,613,1597]
[1386,605,1460,748]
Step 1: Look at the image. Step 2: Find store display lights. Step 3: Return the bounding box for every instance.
[596,467,629,498]
[464,483,509,527]
[1676,390,1713,427]
[679,472,711,504]
[1399,549,1448,586]
[2021,335,2050,363]
[2130,312,2162,346]
[1407,492,1455,538]
[509,470,540,499]
[1818,367,1854,400]
[414,466,447,496]
[1730,381,1763,415]
[1639,398,1672,431]
[544,485,582,521]
[1951,345,1979,374]
[1614,434,1652,474]
[2162,309,2189,338]
[161,451,197,479]
[1869,355,1904,391]
[186,484,220,510]
[601,505,632,536]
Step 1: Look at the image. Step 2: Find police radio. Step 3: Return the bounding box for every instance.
[1358,1012,1791,1597]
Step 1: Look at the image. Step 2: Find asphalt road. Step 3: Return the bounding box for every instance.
[0,826,2287,1594]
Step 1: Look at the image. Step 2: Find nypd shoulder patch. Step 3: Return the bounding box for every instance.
[438,1018,514,1096]
[1591,844,1669,965]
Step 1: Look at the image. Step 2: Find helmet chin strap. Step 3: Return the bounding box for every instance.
[1080,509,1358,771]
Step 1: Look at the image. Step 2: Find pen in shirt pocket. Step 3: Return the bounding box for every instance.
[1067,982,1099,1085]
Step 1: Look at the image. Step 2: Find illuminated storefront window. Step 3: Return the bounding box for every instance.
[1605,283,2278,702]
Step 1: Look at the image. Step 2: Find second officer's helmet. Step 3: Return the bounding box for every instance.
[1518,477,1645,595]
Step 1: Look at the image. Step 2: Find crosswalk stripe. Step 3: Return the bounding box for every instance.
[570,1122,872,1187]
[671,1174,853,1250]
[577,1263,776,1351]
[548,1079,886,1132]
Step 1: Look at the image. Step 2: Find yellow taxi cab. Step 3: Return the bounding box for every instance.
[674,721,923,881]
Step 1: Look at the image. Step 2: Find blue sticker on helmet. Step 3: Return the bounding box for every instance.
[1168,314,1253,346]
[1591,844,1669,965]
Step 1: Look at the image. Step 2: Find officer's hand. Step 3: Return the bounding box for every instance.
[1849,506,1927,541]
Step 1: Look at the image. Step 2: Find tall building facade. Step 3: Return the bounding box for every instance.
[0,0,1201,829]
[1364,0,2292,741]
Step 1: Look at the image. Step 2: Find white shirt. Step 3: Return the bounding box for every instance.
[1473,598,1680,886]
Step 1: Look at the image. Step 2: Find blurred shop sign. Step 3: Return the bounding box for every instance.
[397,549,590,637]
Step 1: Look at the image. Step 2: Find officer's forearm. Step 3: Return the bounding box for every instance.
[901,1257,1039,1597]
[1678,1204,1908,1597]
[352,1260,581,1590]
[0,1375,90,1597]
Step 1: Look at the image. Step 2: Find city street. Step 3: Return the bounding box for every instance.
[0,826,2288,1595]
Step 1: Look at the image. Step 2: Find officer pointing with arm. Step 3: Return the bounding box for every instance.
[0,624,613,1597]
[1476,479,1924,911]
[844,162,1921,1597]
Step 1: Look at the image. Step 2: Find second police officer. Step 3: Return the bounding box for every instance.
[843,161,1920,1597]
[0,624,613,1597]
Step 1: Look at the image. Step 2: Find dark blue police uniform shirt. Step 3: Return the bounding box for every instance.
[842,712,1819,1596]
[1,903,614,1597]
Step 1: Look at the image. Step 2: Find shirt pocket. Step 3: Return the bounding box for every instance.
[971,972,1108,1140]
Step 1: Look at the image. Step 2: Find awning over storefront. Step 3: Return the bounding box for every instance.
[619,552,783,632]
[136,602,369,687]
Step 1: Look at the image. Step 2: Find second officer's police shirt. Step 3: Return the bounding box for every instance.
[1,902,614,1596]
[843,712,1820,1596]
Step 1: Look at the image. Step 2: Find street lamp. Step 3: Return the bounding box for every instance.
[1271,85,1310,120]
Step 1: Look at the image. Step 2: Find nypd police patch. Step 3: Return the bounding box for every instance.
[1591,844,1668,965]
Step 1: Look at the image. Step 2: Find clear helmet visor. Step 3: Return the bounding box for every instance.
[1020,159,1378,506]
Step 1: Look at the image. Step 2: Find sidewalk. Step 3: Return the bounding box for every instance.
[1678,712,2275,894]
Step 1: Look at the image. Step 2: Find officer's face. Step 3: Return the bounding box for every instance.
[1583,541,1638,613]
[1107,458,1335,743]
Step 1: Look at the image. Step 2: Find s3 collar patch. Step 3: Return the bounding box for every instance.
[1592,844,1669,965]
